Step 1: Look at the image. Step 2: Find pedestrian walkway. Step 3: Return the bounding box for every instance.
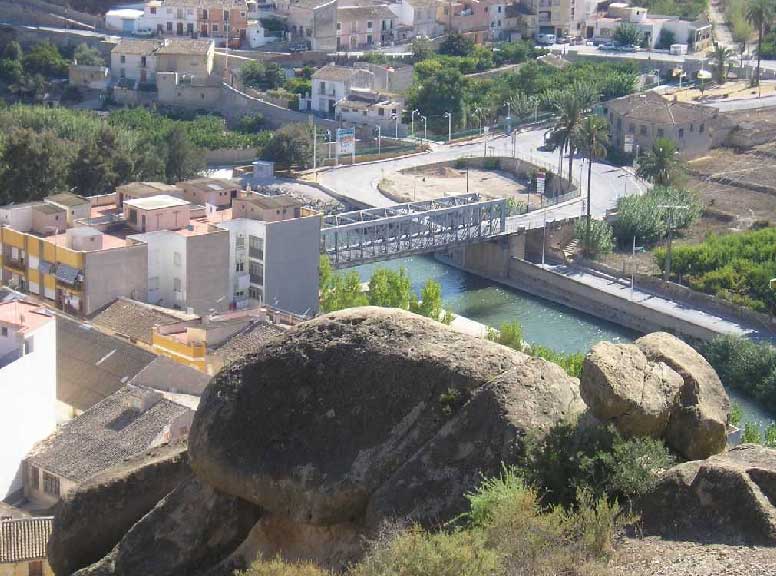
[547,263,775,342]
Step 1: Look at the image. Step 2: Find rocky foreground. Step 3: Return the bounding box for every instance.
[46,308,776,575]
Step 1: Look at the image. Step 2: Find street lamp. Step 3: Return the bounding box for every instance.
[411,108,419,139]
[475,107,482,134]
[375,124,381,156]
[443,111,452,143]
[505,100,511,134]
[419,114,427,144]
[657,204,689,282]
[392,112,399,139]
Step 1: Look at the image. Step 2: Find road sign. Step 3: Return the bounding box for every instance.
[536,173,545,196]
[336,128,355,155]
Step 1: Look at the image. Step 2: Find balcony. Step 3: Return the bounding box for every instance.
[3,257,26,272]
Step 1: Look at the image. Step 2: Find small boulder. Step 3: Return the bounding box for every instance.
[640,444,776,545]
[636,332,729,460]
[580,332,729,460]
[580,341,683,437]
[189,307,584,561]
[48,444,191,576]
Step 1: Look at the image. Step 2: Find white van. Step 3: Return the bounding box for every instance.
[535,33,557,45]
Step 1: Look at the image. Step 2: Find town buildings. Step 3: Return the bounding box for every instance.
[0,301,56,501]
[110,37,214,86]
[604,91,720,158]
[302,64,375,115]
[336,4,397,49]
[134,0,250,45]
[389,0,442,40]
[277,0,338,51]
[0,516,53,576]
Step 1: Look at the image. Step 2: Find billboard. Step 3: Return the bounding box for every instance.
[337,128,355,155]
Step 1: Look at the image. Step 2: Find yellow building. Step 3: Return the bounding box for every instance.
[0,517,54,576]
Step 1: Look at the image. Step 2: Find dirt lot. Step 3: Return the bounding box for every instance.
[379,164,538,206]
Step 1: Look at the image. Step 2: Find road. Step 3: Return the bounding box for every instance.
[707,93,776,111]
[709,0,736,49]
[318,128,647,229]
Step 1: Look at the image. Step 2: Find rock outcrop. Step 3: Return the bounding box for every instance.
[73,477,262,576]
[48,444,191,576]
[640,444,776,545]
[189,307,585,565]
[580,332,729,459]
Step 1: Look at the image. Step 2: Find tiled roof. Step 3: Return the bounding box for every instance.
[211,320,283,366]
[0,517,53,563]
[27,386,192,483]
[607,91,715,125]
[111,39,163,56]
[57,316,156,413]
[337,4,396,21]
[91,298,190,345]
[240,194,303,210]
[178,178,241,194]
[129,356,211,396]
[312,64,361,81]
[156,38,213,56]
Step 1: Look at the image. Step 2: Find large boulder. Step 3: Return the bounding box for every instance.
[580,332,729,459]
[637,332,729,461]
[73,477,262,576]
[189,307,584,564]
[640,444,776,545]
[48,443,191,576]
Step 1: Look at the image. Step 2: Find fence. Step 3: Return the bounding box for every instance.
[420,113,554,143]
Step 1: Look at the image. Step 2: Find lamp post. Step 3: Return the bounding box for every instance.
[420,114,427,144]
[505,100,511,134]
[443,111,452,143]
[475,107,482,134]
[392,112,399,139]
[657,204,689,282]
[411,108,419,139]
[375,124,381,156]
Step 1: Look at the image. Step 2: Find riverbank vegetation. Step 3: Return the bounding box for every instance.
[656,226,776,313]
[612,185,701,246]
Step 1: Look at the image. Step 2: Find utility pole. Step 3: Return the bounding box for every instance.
[420,115,427,144]
[392,112,399,139]
[312,124,317,179]
[411,109,418,139]
[376,125,381,156]
[444,111,451,143]
[658,204,688,282]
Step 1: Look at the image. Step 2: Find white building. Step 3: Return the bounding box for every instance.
[303,64,374,116]
[389,0,441,39]
[110,38,161,83]
[138,0,165,34]
[105,8,145,33]
[247,19,273,47]
[217,201,320,316]
[0,300,56,501]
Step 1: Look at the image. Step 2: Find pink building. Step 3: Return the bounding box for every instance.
[123,195,192,233]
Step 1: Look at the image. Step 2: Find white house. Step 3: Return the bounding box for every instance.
[389,0,441,39]
[105,8,145,33]
[138,0,165,34]
[0,299,56,501]
[303,64,374,116]
[110,39,161,83]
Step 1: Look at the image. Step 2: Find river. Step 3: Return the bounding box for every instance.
[351,255,775,431]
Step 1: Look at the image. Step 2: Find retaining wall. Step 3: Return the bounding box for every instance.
[205,148,259,165]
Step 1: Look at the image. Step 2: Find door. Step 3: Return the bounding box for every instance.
[122,18,135,33]
[177,22,184,35]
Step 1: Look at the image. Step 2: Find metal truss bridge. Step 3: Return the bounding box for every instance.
[320,194,507,267]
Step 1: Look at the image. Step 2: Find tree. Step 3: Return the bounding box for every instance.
[574,115,609,254]
[655,28,676,50]
[636,137,683,186]
[746,0,775,86]
[546,82,597,188]
[2,41,22,61]
[411,37,434,61]
[8,73,46,103]
[0,58,23,83]
[73,43,104,66]
[438,32,474,57]
[712,44,733,84]
[613,23,641,46]
[68,128,132,196]
[407,67,467,132]
[368,268,412,309]
[320,271,368,312]
[164,125,205,182]
[508,92,540,121]
[415,279,443,320]
[236,113,266,134]
[260,123,313,169]
[241,60,286,90]
[0,128,71,203]
[23,42,68,77]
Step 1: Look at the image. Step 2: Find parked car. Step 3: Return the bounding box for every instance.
[599,42,617,51]
[535,33,557,45]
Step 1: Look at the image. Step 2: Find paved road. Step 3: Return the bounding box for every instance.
[707,93,776,111]
[709,0,736,49]
[318,128,647,229]
[548,263,773,340]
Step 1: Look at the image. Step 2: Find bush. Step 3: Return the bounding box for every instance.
[575,218,614,257]
[655,28,676,50]
[237,558,330,576]
[528,345,585,378]
[241,60,286,91]
[743,422,762,444]
[486,321,524,350]
[613,185,701,246]
[522,421,675,507]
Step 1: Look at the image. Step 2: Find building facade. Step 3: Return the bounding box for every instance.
[304,64,374,115]
[0,517,54,576]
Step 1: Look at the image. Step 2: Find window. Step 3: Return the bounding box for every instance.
[173,252,182,266]
[120,55,126,64]
[24,337,33,355]
[498,5,502,12]
[213,24,218,32]
[628,123,635,134]
[187,7,193,15]
[167,21,173,32]
[224,10,229,21]
[249,261,264,285]
[378,107,385,116]
[690,123,694,132]
[249,235,263,259]
[657,128,664,137]
[640,125,647,136]
[29,560,43,576]
[699,123,705,133]
[173,278,182,293]
[236,261,244,272]
[202,8,208,19]
[236,234,245,249]
[150,6,157,14]
[367,20,373,29]
[43,472,60,497]
[177,7,183,18]
[678,128,684,138]
[1,327,6,337]
[29,464,39,490]
[187,22,194,34]
[149,276,160,290]
[616,117,622,130]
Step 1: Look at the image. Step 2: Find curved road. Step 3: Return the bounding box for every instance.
[319,128,647,229]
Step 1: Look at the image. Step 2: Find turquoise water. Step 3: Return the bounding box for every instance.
[352,255,775,430]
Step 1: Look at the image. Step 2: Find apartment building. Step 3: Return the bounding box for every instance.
[217,194,320,316]
[303,64,374,115]
[141,0,249,44]
[389,0,442,40]
[336,4,397,49]
[0,300,56,501]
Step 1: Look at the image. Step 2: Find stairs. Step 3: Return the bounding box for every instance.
[562,238,580,261]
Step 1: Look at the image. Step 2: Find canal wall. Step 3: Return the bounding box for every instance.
[445,239,724,341]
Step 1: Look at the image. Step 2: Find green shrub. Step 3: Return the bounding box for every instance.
[730,402,743,427]
[486,321,524,350]
[743,422,762,444]
[613,185,700,245]
[575,218,614,257]
[528,345,585,378]
[237,558,330,576]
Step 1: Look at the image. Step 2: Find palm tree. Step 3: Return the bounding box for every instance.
[574,115,609,255]
[746,0,775,87]
[546,83,597,188]
[637,138,682,186]
[712,44,734,84]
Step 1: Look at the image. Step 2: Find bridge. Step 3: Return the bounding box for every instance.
[320,194,507,267]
